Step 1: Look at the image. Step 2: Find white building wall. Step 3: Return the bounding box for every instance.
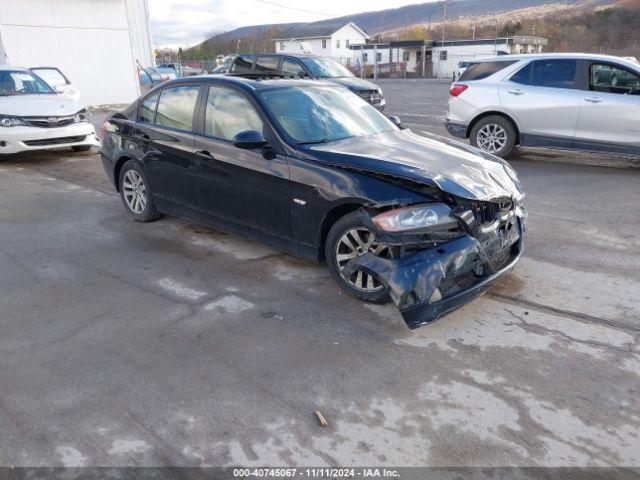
[432,42,511,79]
[276,38,326,56]
[274,23,367,60]
[0,0,153,105]
[330,24,366,60]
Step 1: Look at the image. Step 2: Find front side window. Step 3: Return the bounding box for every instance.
[336,39,341,49]
[204,86,264,141]
[279,42,284,51]
[0,70,54,96]
[139,92,159,123]
[322,39,327,49]
[31,68,68,89]
[439,51,448,61]
[590,63,640,94]
[155,85,200,131]
[346,39,350,48]
[459,60,517,81]
[259,85,396,144]
[281,59,306,77]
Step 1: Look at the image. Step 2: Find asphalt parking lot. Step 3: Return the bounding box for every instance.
[1,79,639,468]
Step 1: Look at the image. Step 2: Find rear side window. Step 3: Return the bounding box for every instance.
[511,59,577,89]
[155,85,200,131]
[458,61,516,81]
[231,55,254,73]
[139,92,159,123]
[255,56,280,74]
[281,59,306,77]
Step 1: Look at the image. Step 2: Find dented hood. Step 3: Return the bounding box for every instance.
[300,129,524,202]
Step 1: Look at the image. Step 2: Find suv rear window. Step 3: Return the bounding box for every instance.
[458,61,517,81]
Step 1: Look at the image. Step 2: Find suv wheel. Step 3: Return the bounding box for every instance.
[325,212,391,303]
[118,160,162,222]
[470,115,516,158]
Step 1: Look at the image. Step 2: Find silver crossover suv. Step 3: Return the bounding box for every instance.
[446,53,640,158]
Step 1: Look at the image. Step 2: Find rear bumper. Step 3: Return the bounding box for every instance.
[445,121,467,139]
[0,122,100,154]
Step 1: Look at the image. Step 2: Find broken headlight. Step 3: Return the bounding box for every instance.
[74,109,89,123]
[372,203,459,232]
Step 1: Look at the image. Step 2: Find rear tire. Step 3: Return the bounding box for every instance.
[118,160,162,222]
[325,211,391,303]
[470,115,516,158]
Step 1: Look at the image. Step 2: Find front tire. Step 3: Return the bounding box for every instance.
[325,211,391,303]
[118,160,162,222]
[470,115,516,158]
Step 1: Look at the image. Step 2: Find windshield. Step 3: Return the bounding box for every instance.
[0,70,55,96]
[300,58,355,78]
[260,85,396,144]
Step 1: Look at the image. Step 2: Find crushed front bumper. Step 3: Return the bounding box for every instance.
[345,212,524,329]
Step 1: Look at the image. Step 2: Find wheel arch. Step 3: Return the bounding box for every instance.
[113,156,134,192]
[467,111,521,144]
[317,201,367,262]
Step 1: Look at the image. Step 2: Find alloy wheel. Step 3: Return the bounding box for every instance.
[476,123,508,153]
[335,227,390,292]
[122,170,147,214]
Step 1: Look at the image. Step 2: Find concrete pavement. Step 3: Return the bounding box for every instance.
[0,81,639,468]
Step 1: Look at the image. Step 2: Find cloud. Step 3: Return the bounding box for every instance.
[149,0,429,48]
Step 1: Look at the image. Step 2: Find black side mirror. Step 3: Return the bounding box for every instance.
[233,130,268,149]
[388,115,405,129]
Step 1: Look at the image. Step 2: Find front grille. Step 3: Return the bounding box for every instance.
[23,135,86,146]
[24,116,75,128]
[487,244,515,271]
[471,200,514,225]
[357,90,383,103]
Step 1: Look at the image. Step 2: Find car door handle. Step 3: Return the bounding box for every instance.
[584,97,603,103]
[507,89,525,95]
[195,150,215,160]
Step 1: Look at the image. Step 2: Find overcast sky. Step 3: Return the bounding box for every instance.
[150,0,427,48]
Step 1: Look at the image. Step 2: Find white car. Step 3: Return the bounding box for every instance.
[446,53,640,158]
[0,66,99,155]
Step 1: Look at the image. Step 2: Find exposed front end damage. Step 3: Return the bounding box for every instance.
[344,199,525,329]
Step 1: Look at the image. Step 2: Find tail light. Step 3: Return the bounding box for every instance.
[98,122,108,142]
[449,84,468,97]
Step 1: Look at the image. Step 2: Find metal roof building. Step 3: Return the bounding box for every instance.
[0,0,154,105]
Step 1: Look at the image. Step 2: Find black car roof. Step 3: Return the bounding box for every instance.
[235,53,321,60]
[154,74,335,93]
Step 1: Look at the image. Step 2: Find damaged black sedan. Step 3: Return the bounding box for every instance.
[100,75,526,329]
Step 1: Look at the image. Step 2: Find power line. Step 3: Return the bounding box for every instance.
[254,0,333,17]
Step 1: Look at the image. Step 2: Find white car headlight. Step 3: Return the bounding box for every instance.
[372,203,458,232]
[0,116,26,127]
[74,109,89,123]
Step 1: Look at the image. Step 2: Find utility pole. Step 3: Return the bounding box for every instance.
[442,1,446,42]
[472,17,477,39]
